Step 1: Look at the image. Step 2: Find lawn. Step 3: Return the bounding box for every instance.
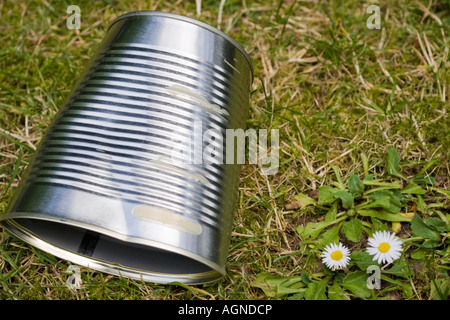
[0,0,448,300]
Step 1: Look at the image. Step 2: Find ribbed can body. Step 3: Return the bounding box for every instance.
[1,12,253,284]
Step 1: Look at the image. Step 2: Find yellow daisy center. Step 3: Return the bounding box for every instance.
[378,242,390,253]
[330,250,343,261]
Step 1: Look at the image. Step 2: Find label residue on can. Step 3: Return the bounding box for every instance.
[132,204,203,235]
[166,84,230,117]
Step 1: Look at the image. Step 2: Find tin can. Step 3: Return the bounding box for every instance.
[1,11,253,284]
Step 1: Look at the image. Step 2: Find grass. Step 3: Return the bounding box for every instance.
[0,0,449,300]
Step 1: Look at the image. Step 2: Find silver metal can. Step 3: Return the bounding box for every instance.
[1,11,253,284]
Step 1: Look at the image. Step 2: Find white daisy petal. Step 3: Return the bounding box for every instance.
[378,255,384,265]
[367,247,378,254]
[368,239,377,247]
[366,230,403,265]
[373,251,380,261]
[321,242,351,270]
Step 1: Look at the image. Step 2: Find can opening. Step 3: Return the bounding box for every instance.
[5,218,217,282]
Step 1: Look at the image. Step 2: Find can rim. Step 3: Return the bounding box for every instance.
[108,11,254,76]
[1,217,225,285]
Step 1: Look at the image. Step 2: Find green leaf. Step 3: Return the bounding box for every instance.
[342,218,363,242]
[319,224,342,246]
[411,214,441,241]
[421,240,443,248]
[287,292,306,300]
[425,217,447,233]
[361,152,369,176]
[350,251,378,271]
[370,217,389,232]
[293,193,317,209]
[410,248,430,260]
[380,275,414,299]
[431,187,450,198]
[357,209,411,222]
[304,278,328,300]
[324,202,338,222]
[341,271,372,298]
[368,195,391,207]
[401,182,426,195]
[417,195,427,212]
[328,282,351,300]
[366,190,402,213]
[431,277,450,300]
[362,180,402,188]
[386,146,405,179]
[300,272,313,285]
[318,185,339,205]
[251,272,305,298]
[331,165,345,190]
[297,216,347,239]
[413,175,436,185]
[334,190,354,209]
[383,256,412,278]
[348,174,364,197]
[385,275,413,295]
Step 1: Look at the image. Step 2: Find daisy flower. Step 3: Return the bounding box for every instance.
[367,230,403,265]
[321,242,351,270]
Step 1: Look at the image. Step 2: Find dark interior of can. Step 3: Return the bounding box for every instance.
[13,218,211,275]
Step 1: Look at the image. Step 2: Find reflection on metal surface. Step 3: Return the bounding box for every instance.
[149,156,210,185]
